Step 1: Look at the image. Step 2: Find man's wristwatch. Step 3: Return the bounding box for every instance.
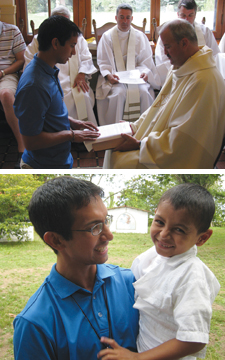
[1,70,5,77]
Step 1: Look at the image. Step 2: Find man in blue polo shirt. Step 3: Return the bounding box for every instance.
[14,16,99,169]
[13,177,139,359]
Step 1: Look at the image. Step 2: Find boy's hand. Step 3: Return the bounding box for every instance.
[97,337,138,360]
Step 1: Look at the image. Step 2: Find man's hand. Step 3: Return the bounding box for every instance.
[140,73,148,82]
[71,130,100,143]
[106,74,120,84]
[97,337,138,360]
[70,118,99,132]
[113,133,141,152]
[73,73,89,93]
[70,118,100,143]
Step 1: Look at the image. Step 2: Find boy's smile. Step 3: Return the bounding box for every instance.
[150,200,212,257]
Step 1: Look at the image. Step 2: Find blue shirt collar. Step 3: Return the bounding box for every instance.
[33,53,59,77]
[48,263,116,299]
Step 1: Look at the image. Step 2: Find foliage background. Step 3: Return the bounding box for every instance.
[0,174,225,241]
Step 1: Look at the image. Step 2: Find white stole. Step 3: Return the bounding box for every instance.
[69,55,88,121]
[194,23,206,47]
[111,26,140,122]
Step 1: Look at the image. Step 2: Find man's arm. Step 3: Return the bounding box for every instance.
[71,36,98,92]
[135,32,161,89]
[97,33,117,80]
[22,125,100,151]
[21,130,73,151]
[14,317,56,360]
[98,337,205,360]
[0,50,25,77]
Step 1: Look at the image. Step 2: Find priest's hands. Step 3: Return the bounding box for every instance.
[97,337,138,360]
[140,73,148,82]
[73,72,89,92]
[106,74,120,84]
[113,133,141,152]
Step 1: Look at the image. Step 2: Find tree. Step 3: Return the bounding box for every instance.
[0,174,119,241]
[0,175,44,241]
[117,174,225,226]
[117,175,167,223]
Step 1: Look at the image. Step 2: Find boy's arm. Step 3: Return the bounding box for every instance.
[97,337,206,360]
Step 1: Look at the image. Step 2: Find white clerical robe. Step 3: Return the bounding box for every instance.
[96,25,161,125]
[103,46,225,169]
[24,35,98,125]
[219,33,225,52]
[155,22,220,84]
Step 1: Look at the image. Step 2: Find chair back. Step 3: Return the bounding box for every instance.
[80,18,87,38]
[30,20,38,37]
[93,18,147,45]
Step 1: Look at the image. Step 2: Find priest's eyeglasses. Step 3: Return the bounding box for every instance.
[71,215,113,236]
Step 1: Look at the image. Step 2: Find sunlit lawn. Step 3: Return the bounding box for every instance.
[0,228,224,359]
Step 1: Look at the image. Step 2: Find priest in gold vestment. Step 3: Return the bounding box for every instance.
[103,19,225,169]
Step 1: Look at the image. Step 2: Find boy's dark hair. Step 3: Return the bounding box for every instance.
[29,176,104,253]
[116,3,133,15]
[158,183,215,234]
[178,0,198,12]
[38,15,81,51]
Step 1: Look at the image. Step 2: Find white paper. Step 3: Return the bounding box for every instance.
[115,70,145,84]
[84,122,132,152]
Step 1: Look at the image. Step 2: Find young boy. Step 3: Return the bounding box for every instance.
[98,183,220,360]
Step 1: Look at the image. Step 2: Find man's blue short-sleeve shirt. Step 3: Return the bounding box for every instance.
[14,55,73,169]
[13,264,139,360]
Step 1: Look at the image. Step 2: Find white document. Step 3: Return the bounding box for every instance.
[84,122,132,152]
[115,69,145,84]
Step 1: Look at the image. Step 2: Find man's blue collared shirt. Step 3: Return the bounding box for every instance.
[14,55,73,169]
[13,264,139,360]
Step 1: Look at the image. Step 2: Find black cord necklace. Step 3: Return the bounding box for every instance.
[72,285,112,349]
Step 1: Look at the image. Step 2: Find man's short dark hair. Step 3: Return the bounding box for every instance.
[38,15,81,51]
[157,183,215,234]
[116,3,133,15]
[29,176,104,253]
[159,19,198,44]
[178,0,198,12]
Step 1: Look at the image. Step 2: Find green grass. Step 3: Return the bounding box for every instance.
[0,228,224,359]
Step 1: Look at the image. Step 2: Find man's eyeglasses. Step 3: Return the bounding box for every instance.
[71,215,113,236]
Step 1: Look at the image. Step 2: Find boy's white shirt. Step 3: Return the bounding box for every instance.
[131,245,220,360]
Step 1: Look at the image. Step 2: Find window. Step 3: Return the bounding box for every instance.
[26,0,73,33]
[160,0,218,31]
[16,0,225,42]
[91,0,151,32]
